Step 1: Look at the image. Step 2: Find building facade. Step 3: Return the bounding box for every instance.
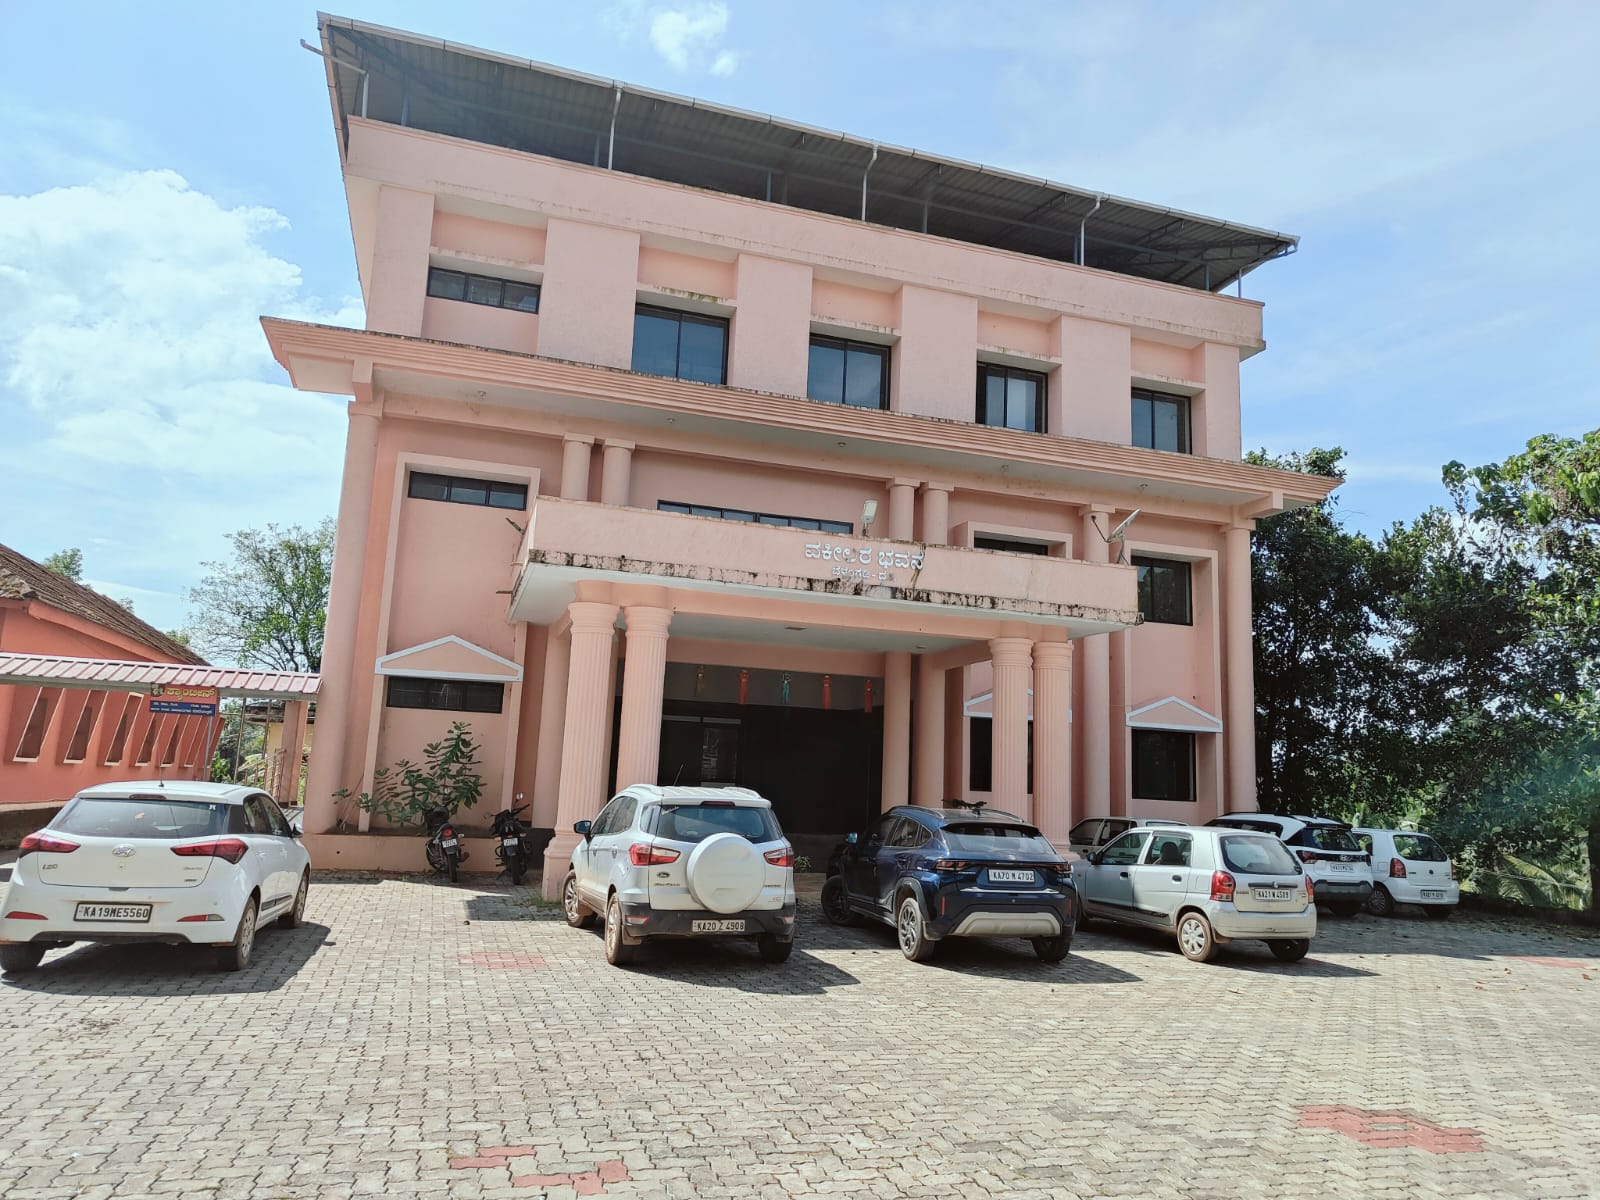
[275,18,1336,885]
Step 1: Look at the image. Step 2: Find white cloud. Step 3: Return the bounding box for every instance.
[608,2,743,75]
[0,169,360,636]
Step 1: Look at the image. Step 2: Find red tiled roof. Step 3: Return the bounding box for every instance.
[0,654,319,699]
[0,543,207,665]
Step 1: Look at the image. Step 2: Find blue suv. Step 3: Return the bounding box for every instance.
[822,805,1078,963]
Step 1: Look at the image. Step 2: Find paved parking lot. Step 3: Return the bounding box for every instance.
[2,873,1598,1200]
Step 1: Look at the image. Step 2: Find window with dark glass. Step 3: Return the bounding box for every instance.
[657,501,850,534]
[632,305,728,384]
[974,535,1050,556]
[1131,388,1191,453]
[977,364,1046,433]
[966,716,1033,793]
[1133,555,1192,625]
[1132,729,1196,802]
[385,676,505,714]
[408,471,527,510]
[808,336,890,409]
[426,267,541,313]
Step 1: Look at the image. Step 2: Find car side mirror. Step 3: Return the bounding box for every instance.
[845,832,858,845]
[574,819,592,840]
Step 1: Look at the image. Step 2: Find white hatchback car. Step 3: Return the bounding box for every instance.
[562,785,797,966]
[0,781,311,975]
[1074,824,1317,963]
[1353,827,1460,919]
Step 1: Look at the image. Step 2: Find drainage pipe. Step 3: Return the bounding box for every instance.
[861,144,879,221]
[1077,193,1105,266]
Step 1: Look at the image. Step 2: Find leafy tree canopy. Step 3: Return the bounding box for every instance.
[188,519,334,672]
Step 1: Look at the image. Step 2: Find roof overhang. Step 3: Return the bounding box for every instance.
[0,654,320,700]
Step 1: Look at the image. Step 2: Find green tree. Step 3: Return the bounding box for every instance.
[42,547,84,581]
[189,519,334,671]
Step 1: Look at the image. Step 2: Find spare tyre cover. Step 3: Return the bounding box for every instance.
[686,832,766,914]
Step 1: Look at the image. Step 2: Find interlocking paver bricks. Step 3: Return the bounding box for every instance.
[2,872,1597,1198]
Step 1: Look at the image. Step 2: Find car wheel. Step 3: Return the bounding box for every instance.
[604,895,638,966]
[1269,938,1310,963]
[1424,905,1454,921]
[277,871,309,930]
[216,897,259,972]
[1366,885,1396,918]
[1032,935,1071,963]
[820,876,855,926]
[757,935,794,964]
[562,872,596,929]
[0,944,47,976]
[1176,911,1215,963]
[896,894,937,963]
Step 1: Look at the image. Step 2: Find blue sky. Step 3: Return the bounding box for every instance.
[2,2,1596,638]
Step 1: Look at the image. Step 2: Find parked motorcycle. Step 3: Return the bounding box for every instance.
[423,806,466,882]
[491,802,537,885]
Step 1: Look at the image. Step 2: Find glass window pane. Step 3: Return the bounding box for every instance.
[502,282,540,312]
[427,269,466,300]
[844,346,885,408]
[790,518,819,530]
[632,310,680,378]
[659,502,691,514]
[678,316,727,384]
[1005,374,1035,430]
[983,370,1004,425]
[488,485,527,509]
[807,341,845,403]
[466,276,502,306]
[408,473,449,501]
[449,480,488,506]
[722,509,756,521]
[1132,396,1153,448]
[1153,400,1181,452]
[757,515,788,526]
[820,520,852,534]
[690,505,721,518]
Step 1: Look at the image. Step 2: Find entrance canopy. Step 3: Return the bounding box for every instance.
[507,497,1141,650]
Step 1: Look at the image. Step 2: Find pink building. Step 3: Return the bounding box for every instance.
[272,17,1336,884]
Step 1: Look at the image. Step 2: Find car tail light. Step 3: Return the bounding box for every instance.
[628,843,681,866]
[171,838,249,865]
[1210,871,1236,902]
[1448,860,1456,880]
[178,914,224,923]
[18,833,79,857]
[931,859,973,872]
[763,846,795,868]
[1297,849,1316,863]
[1389,857,1407,879]
[4,911,46,920]
[1304,878,1314,903]
[441,825,455,840]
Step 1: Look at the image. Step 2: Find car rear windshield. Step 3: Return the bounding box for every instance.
[53,797,232,840]
[651,803,781,844]
[1394,833,1447,861]
[1300,826,1361,852]
[1219,835,1300,875]
[941,823,1056,855]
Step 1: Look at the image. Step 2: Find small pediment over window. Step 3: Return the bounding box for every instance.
[376,635,522,683]
[1126,696,1221,733]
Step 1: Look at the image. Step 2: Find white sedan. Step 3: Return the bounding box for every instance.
[0,781,311,974]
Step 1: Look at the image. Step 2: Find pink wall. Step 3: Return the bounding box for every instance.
[421,298,539,355]
[894,286,978,422]
[538,218,640,367]
[432,210,546,263]
[730,254,812,397]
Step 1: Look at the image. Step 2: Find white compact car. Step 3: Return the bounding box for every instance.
[1353,827,1460,918]
[0,781,311,975]
[562,785,797,967]
[1074,824,1316,963]
[1208,813,1374,916]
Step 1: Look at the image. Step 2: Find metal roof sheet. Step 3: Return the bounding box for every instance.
[316,14,1298,292]
[0,654,320,699]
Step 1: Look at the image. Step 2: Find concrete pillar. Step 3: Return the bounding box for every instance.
[888,479,918,540]
[276,700,309,807]
[542,601,620,897]
[989,638,1034,817]
[920,483,952,545]
[880,651,912,812]
[1032,642,1073,846]
[913,655,946,808]
[600,441,634,507]
[1078,509,1113,818]
[366,186,434,337]
[530,624,571,830]
[303,409,380,834]
[1223,523,1257,812]
[561,434,594,501]
[614,606,672,791]
[729,253,813,396]
[537,218,640,368]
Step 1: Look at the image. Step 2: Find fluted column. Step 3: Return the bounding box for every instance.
[888,478,918,540]
[560,434,593,500]
[600,440,634,507]
[614,606,672,791]
[1223,523,1257,813]
[1032,642,1073,845]
[989,638,1034,817]
[913,655,946,807]
[881,651,912,811]
[1079,507,1112,818]
[530,624,572,830]
[541,601,619,897]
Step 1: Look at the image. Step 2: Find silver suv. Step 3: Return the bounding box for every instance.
[1073,824,1316,963]
[561,785,797,966]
